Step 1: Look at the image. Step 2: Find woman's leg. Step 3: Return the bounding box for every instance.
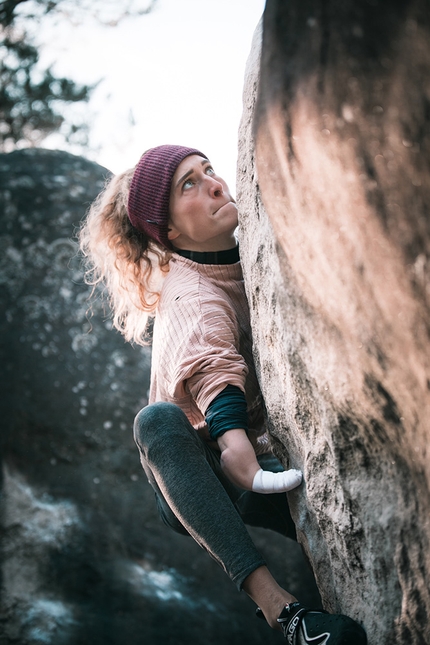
[134,403,368,642]
[133,401,266,590]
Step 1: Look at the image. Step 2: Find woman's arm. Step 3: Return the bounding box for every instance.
[217,428,261,489]
[217,429,303,493]
[206,386,302,493]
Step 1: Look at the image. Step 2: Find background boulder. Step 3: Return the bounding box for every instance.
[237,4,430,645]
[0,149,319,645]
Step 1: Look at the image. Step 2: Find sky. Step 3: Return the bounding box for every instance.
[30,0,266,191]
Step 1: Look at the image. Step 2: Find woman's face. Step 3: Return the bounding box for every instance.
[167,155,238,252]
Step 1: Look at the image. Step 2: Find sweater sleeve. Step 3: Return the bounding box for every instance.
[205,384,248,441]
[162,292,249,415]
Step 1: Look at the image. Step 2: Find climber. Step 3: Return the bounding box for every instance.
[79,144,367,645]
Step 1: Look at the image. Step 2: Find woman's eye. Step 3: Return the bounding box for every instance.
[183,179,194,190]
[205,166,215,175]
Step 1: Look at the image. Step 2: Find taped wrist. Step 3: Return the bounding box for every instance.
[251,468,303,494]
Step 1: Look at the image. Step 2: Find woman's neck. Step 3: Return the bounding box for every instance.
[173,246,240,265]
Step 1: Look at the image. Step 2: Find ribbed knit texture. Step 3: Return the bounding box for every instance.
[127,145,206,249]
[149,254,266,440]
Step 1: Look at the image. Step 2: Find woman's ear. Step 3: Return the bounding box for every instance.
[167,224,180,241]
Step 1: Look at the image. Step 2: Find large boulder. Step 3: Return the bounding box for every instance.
[0,149,319,645]
[237,4,430,645]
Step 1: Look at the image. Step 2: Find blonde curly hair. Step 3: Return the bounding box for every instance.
[79,167,170,345]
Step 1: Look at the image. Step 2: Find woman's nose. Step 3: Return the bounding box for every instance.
[207,176,224,197]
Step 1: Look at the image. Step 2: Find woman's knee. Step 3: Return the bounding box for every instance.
[133,401,188,449]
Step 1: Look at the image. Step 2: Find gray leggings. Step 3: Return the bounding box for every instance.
[133,401,296,590]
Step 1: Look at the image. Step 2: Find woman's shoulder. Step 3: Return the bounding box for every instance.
[159,259,235,324]
[161,257,204,303]
[162,256,228,301]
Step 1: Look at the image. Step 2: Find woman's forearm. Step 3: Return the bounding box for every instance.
[217,429,303,493]
[217,428,261,489]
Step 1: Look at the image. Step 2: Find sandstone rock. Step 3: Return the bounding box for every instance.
[0,149,319,645]
[237,5,430,645]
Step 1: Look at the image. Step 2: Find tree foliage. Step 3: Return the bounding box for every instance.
[0,0,156,152]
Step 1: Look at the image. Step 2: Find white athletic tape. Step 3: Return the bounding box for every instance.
[251,468,303,494]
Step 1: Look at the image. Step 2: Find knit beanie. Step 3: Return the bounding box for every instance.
[127,144,206,249]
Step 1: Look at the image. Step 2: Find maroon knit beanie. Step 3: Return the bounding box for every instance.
[127,144,206,249]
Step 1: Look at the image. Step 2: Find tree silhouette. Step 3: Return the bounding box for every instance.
[0,0,157,151]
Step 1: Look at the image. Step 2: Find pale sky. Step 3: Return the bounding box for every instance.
[35,0,266,191]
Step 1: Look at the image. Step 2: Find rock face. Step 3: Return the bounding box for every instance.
[0,149,319,645]
[237,4,430,645]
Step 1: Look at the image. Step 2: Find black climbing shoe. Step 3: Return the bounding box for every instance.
[256,602,367,645]
[277,603,367,645]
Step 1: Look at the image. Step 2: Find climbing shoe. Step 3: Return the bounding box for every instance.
[256,602,367,645]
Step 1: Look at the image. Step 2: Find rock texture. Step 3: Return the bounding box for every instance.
[0,149,319,645]
[237,4,430,645]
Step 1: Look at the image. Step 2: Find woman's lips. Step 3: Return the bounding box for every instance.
[213,200,236,215]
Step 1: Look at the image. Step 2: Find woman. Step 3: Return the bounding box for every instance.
[80,144,367,644]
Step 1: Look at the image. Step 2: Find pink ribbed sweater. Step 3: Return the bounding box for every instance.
[149,254,265,439]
